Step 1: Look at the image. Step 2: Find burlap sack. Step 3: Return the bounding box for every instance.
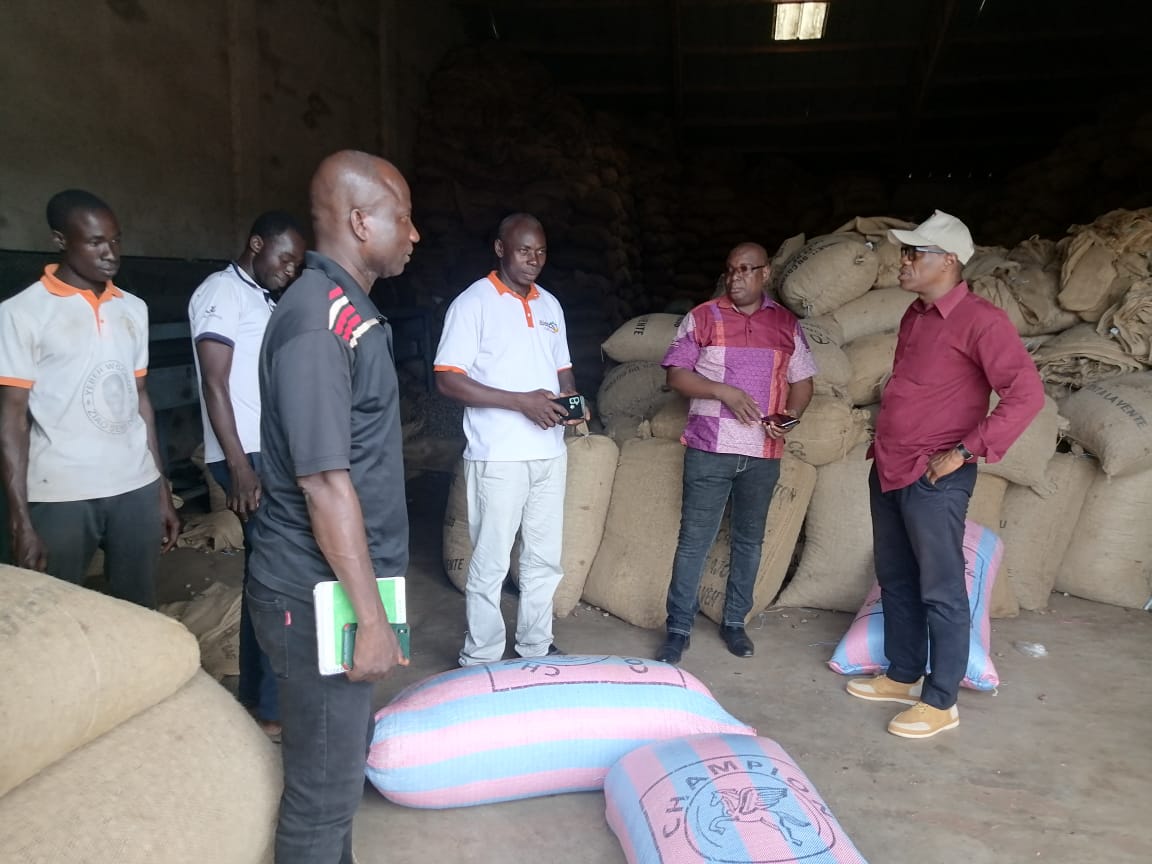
[697,456,817,624]
[777,234,879,317]
[783,396,868,467]
[161,582,242,680]
[977,395,1062,490]
[844,331,897,406]
[966,474,1017,619]
[597,361,673,419]
[776,444,874,612]
[1008,267,1079,336]
[650,395,689,441]
[582,439,685,629]
[1031,323,1146,389]
[830,287,915,343]
[1059,235,1119,319]
[1058,371,1152,477]
[999,454,1097,610]
[0,671,280,864]
[0,567,200,797]
[832,216,917,290]
[442,458,472,592]
[1056,465,1152,609]
[601,313,684,364]
[543,434,619,617]
[799,317,853,398]
[1097,278,1152,363]
[176,510,244,552]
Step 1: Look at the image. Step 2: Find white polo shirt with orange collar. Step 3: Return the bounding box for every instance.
[0,265,158,502]
[434,271,572,462]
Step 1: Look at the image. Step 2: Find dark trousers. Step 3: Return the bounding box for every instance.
[247,578,374,864]
[666,447,781,634]
[208,454,278,723]
[28,479,162,608]
[869,463,976,710]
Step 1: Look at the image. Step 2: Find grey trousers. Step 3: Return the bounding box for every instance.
[28,479,162,608]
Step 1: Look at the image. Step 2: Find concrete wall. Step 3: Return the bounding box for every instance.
[0,0,466,259]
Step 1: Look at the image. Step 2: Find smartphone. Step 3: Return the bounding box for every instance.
[762,413,800,430]
[551,394,586,421]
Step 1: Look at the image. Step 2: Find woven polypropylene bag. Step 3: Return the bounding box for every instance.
[366,655,755,809]
[827,521,1003,691]
[605,733,869,864]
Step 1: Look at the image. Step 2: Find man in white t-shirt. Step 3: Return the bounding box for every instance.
[188,210,305,738]
[434,213,586,666]
[0,190,180,607]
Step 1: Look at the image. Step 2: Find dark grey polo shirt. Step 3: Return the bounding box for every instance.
[249,251,408,600]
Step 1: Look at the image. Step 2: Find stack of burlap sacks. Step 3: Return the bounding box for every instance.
[442,210,1152,626]
[0,566,280,863]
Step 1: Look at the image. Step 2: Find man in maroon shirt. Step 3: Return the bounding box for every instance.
[847,210,1043,739]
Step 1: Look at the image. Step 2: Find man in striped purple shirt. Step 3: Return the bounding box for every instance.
[655,242,816,664]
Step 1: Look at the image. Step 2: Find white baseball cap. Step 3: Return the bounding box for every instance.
[887,210,975,264]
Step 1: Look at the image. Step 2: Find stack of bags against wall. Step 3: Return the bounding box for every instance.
[1026,208,1152,395]
[0,567,280,864]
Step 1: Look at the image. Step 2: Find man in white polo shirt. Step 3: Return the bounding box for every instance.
[188,209,305,739]
[0,189,180,607]
[434,213,584,666]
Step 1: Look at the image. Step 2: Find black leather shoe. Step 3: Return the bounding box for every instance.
[720,626,754,658]
[655,633,690,664]
[547,643,564,656]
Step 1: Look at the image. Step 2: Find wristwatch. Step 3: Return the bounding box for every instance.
[954,442,975,462]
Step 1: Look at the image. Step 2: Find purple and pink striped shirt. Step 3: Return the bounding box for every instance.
[662,295,817,458]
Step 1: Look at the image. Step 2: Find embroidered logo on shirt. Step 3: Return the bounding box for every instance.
[540,320,560,333]
[328,286,379,348]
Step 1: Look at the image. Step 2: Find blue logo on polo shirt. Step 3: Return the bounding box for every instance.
[540,320,560,333]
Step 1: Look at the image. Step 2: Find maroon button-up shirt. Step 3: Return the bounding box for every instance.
[871,281,1045,492]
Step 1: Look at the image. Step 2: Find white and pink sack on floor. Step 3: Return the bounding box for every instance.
[828,520,1003,691]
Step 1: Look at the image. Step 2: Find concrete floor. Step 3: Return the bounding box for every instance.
[160,472,1152,864]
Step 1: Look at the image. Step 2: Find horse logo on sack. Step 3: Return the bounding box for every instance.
[707,786,811,847]
[649,755,842,863]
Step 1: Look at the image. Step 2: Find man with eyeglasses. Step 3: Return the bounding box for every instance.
[655,242,815,664]
[846,210,1043,739]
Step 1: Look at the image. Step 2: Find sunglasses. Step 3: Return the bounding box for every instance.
[724,264,767,280]
[900,245,950,261]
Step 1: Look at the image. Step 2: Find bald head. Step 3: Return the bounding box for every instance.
[308,150,418,284]
[497,212,544,245]
[729,242,769,265]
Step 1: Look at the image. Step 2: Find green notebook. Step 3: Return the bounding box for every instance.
[313,577,408,675]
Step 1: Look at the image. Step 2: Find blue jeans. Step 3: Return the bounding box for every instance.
[666,447,781,635]
[869,463,976,710]
[247,579,372,864]
[208,453,278,722]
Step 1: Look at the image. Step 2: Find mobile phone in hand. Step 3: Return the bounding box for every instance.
[762,413,800,430]
[551,394,586,421]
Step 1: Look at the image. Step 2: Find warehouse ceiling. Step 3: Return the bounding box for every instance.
[452,0,1150,175]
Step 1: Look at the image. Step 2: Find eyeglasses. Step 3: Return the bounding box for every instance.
[900,245,949,261]
[725,264,767,280]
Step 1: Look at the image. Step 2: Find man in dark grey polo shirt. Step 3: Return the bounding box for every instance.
[247,150,418,864]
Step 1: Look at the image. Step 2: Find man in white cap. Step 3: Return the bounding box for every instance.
[846,210,1043,739]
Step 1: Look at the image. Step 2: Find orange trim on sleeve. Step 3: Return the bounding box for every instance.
[557,365,573,372]
[134,369,148,378]
[433,365,467,374]
[0,376,34,389]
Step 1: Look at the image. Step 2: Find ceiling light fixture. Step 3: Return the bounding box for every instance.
[772,2,829,41]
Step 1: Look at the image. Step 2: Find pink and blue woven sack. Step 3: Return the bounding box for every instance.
[605,733,868,864]
[828,520,1003,690]
[366,655,755,808]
